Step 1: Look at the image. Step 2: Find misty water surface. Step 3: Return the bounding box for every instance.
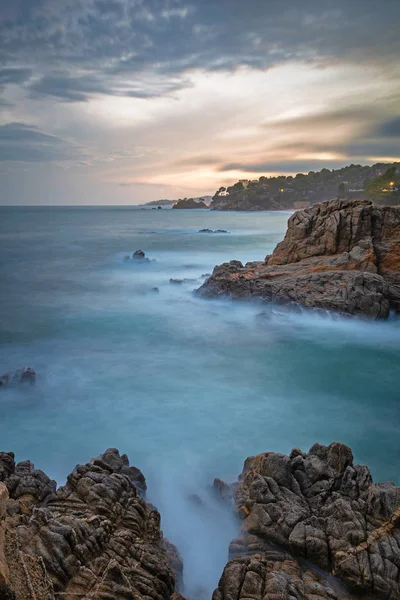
[0,206,399,596]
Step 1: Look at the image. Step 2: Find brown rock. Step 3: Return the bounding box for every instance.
[197,199,400,318]
[214,442,400,600]
[0,449,182,600]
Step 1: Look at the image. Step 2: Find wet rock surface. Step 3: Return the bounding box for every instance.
[197,199,400,318]
[124,249,155,263]
[214,442,400,600]
[0,448,181,600]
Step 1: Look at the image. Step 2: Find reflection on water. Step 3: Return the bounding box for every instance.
[0,206,399,596]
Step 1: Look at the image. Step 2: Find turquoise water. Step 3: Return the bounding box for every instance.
[1,206,399,595]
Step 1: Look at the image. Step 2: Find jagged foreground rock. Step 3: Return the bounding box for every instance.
[1,443,400,599]
[213,442,400,600]
[197,199,400,318]
[0,448,182,600]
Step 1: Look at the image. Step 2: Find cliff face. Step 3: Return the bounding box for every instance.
[197,199,400,318]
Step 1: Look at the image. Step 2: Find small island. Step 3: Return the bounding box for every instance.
[172,197,208,209]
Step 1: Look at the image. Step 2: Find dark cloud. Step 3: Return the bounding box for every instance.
[28,71,191,101]
[375,117,400,138]
[174,155,222,167]
[344,138,400,158]
[1,0,399,102]
[262,104,393,134]
[0,67,32,84]
[218,159,368,175]
[29,73,111,101]
[0,122,87,162]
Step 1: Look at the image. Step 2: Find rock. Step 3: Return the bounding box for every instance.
[213,442,400,600]
[127,250,155,264]
[0,448,182,600]
[188,493,203,507]
[0,368,36,389]
[133,249,146,259]
[169,278,196,285]
[197,199,400,318]
[213,478,233,503]
[152,287,160,293]
[172,199,207,209]
[198,229,229,233]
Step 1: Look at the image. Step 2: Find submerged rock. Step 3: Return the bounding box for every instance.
[197,199,400,318]
[169,278,197,284]
[133,249,146,259]
[0,367,36,388]
[125,250,155,263]
[0,448,181,600]
[213,441,400,600]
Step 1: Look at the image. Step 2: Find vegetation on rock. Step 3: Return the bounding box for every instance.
[210,163,400,211]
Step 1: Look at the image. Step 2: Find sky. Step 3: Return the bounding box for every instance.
[0,0,400,205]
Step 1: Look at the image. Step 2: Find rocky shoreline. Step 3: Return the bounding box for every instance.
[197,199,400,318]
[1,442,400,599]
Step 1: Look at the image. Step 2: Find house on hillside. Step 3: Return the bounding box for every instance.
[218,190,229,196]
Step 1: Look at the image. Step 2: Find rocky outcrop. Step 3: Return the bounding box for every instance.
[213,442,400,600]
[1,443,400,600]
[172,199,207,209]
[0,367,36,388]
[0,449,181,600]
[124,250,155,263]
[197,199,400,318]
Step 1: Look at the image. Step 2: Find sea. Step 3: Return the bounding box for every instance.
[0,205,399,596]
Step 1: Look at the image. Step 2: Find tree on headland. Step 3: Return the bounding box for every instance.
[210,162,400,210]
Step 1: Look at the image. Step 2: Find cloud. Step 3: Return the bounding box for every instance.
[1,0,400,204]
[0,122,87,162]
[1,0,399,104]
[375,117,400,138]
[0,67,32,85]
[28,71,192,101]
